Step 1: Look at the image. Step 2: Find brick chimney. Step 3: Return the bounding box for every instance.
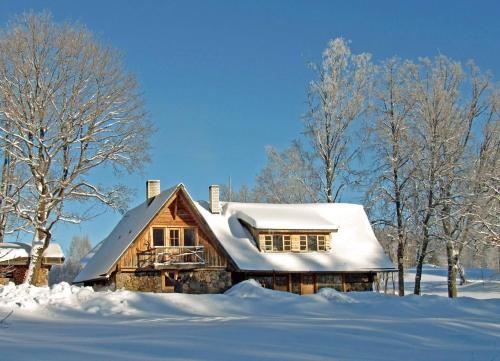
[209,185,220,214]
[146,180,160,201]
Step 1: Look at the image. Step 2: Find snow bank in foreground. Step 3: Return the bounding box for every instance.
[224,279,297,299]
[316,287,357,303]
[0,282,133,316]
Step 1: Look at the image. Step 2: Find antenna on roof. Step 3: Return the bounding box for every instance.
[228,175,232,202]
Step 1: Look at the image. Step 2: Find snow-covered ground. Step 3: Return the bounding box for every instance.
[1,269,499,361]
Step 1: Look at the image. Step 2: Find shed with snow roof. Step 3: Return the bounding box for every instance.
[0,242,64,286]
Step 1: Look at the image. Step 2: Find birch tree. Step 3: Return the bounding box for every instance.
[0,13,152,284]
[303,38,373,203]
[367,58,417,296]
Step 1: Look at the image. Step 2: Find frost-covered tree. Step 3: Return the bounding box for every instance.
[253,141,320,203]
[473,98,500,248]
[303,38,373,203]
[408,56,494,297]
[0,13,152,284]
[49,234,91,285]
[366,58,417,296]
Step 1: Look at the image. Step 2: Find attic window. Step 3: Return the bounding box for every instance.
[299,236,307,251]
[283,236,291,251]
[307,235,317,251]
[272,235,283,252]
[264,235,273,251]
[259,233,330,253]
[318,236,326,251]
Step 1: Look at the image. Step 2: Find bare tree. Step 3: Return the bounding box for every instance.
[220,183,255,203]
[473,96,500,248]
[253,141,320,203]
[409,56,461,295]
[433,61,490,297]
[303,38,373,203]
[0,13,152,284]
[367,58,417,296]
[49,234,91,285]
[408,56,494,297]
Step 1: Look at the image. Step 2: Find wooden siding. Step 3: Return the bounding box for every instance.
[118,191,228,270]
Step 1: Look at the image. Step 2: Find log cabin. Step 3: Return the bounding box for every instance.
[74,181,395,294]
[0,242,64,286]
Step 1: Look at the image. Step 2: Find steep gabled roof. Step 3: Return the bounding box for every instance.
[74,185,179,283]
[195,202,395,272]
[75,184,395,283]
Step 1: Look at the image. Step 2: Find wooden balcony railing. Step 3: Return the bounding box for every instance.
[137,246,205,269]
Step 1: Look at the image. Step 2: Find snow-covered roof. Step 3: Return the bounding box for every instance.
[75,183,395,283]
[73,185,179,283]
[233,202,338,230]
[195,201,395,272]
[0,242,64,262]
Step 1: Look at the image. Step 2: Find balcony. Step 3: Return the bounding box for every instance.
[137,246,205,270]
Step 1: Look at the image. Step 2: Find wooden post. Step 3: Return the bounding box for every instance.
[313,273,317,293]
[342,273,346,292]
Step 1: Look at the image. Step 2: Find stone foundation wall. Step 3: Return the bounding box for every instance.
[114,268,232,294]
[178,269,232,294]
[115,271,163,292]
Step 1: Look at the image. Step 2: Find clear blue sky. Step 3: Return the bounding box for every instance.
[1,0,499,250]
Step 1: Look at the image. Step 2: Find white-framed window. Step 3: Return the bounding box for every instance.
[318,235,326,251]
[299,235,307,251]
[264,235,273,251]
[283,235,292,251]
[169,228,180,246]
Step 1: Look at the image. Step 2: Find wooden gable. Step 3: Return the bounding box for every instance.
[117,188,230,271]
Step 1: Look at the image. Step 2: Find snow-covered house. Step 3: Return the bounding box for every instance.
[74,181,395,294]
[0,242,64,286]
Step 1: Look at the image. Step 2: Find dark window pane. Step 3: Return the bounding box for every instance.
[307,235,317,251]
[273,235,283,251]
[153,228,165,247]
[184,228,196,247]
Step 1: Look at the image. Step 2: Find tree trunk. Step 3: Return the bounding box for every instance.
[458,262,466,285]
[397,240,405,296]
[446,240,458,298]
[414,232,430,295]
[24,228,51,285]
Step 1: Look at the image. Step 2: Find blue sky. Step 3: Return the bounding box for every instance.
[1,0,499,250]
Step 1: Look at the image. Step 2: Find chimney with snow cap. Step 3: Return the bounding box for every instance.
[209,185,220,214]
[146,180,160,201]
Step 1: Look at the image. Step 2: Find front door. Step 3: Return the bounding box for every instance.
[302,274,315,295]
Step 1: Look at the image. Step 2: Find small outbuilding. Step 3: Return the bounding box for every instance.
[0,242,65,286]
